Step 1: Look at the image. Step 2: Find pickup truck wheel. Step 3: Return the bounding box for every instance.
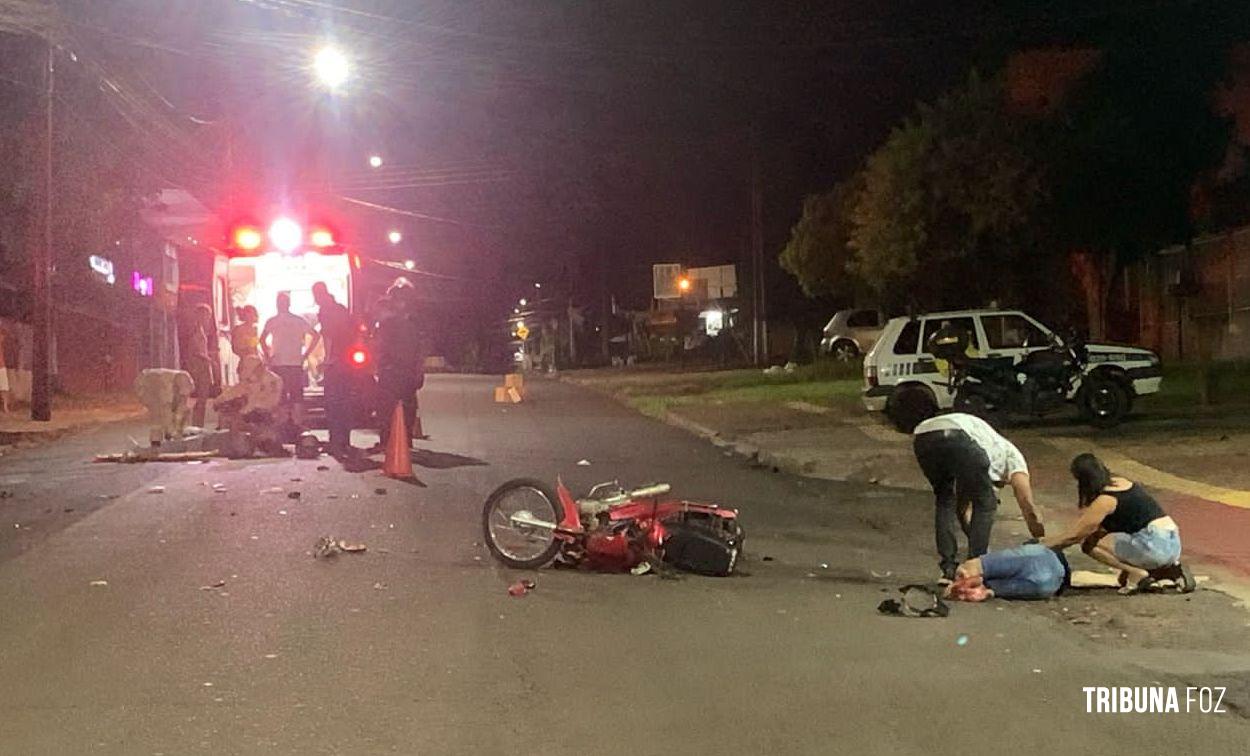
[887,385,937,433]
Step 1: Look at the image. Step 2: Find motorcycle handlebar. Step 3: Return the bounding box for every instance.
[629,483,671,499]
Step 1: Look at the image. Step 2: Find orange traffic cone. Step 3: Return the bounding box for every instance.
[411,394,428,440]
[383,401,415,480]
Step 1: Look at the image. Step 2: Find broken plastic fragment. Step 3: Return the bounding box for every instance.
[576,459,591,466]
[89,580,109,587]
[956,634,969,646]
[631,563,653,576]
[287,491,301,500]
[200,580,227,591]
[507,581,529,597]
[870,570,893,579]
[338,541,367,553]
[148,486,165,494]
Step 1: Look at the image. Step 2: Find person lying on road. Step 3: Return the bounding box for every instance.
[1041,453,1196,595]
[912,412,1045,583]
[944,543,1069,601]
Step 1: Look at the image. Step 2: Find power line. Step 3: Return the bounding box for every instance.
[337,194,500,230]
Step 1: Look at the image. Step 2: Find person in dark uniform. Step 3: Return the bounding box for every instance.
[370,278,426,452]
[307,282,356,456]
[1044,453,1196,594]
[180,302,221,428]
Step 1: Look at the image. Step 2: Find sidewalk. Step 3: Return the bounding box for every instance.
[0,395,144,447]
[565,368,1250,589]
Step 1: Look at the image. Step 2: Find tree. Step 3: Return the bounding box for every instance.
[778,176,861,303]
[847,72,1042,311]
[1045,13,1239,339]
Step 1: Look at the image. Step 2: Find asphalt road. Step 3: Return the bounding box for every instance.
[1,375,1249,755]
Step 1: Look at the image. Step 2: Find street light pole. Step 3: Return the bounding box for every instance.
[749,124,766,366]
[30,40,55,421]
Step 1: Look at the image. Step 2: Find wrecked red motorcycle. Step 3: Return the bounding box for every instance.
[482,479,743,576]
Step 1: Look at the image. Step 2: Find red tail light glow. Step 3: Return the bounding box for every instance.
[351,349,368,366]
[309,228,335,248]
[233,225,263,251]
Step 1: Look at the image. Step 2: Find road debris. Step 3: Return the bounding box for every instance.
[211,483,227,493]
[576,459,591,466]
[264,487,283,494]
[870,570,893,579]
[507,579,536,597]
[631,562,653,576]
[374,487,388,495]
[148,486,165,494]
[314,537,368,558]
[287,491,301,500]
[956,634,969,646]
[278,510,288,515]
[317,465,330,471]
[97,494,119,500]
[761,555,774,562]
[290,477,303,482]
[372,582,387,590]
[200,580,227,591]
[89,580,108,587]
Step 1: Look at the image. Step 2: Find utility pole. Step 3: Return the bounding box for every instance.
[30,40,55,421]
[749,124,766,366]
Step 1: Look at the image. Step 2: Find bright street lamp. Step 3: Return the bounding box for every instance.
[404,259,416,270]
[313,46,350,89]
[369,155,383,169]
[388,230,403,244]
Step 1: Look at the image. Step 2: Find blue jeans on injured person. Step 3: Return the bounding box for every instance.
[978,544,1065,599]
[1108,524,1182,570]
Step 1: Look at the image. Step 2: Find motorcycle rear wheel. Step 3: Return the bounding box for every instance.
[953,389,1004,429]
[1082,378,1129,429]
[482,478,566,569]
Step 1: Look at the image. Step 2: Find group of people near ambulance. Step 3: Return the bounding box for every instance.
[912,412,1196,600]
[180,277,424,458]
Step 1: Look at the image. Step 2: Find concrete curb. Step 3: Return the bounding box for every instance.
[0,409,144,447]
[658,408,819,477]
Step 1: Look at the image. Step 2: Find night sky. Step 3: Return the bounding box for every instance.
[20,1,1205,336]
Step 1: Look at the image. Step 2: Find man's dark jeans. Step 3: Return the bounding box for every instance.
[913,429,998,578]
[323,363,352,451]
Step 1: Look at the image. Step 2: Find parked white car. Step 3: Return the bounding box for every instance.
[819,309,885,360]
[861,309,1162,428]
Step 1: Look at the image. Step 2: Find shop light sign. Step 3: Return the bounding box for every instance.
[89,255,116,285]
[131,271,154,297]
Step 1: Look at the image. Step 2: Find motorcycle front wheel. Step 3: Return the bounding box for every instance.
[482,478,566,569]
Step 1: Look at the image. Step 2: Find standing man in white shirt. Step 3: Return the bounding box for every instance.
[260,292,316,426]
[912,412,1045,582]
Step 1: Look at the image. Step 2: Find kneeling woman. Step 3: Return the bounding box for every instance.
[1043,453,1195,594]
